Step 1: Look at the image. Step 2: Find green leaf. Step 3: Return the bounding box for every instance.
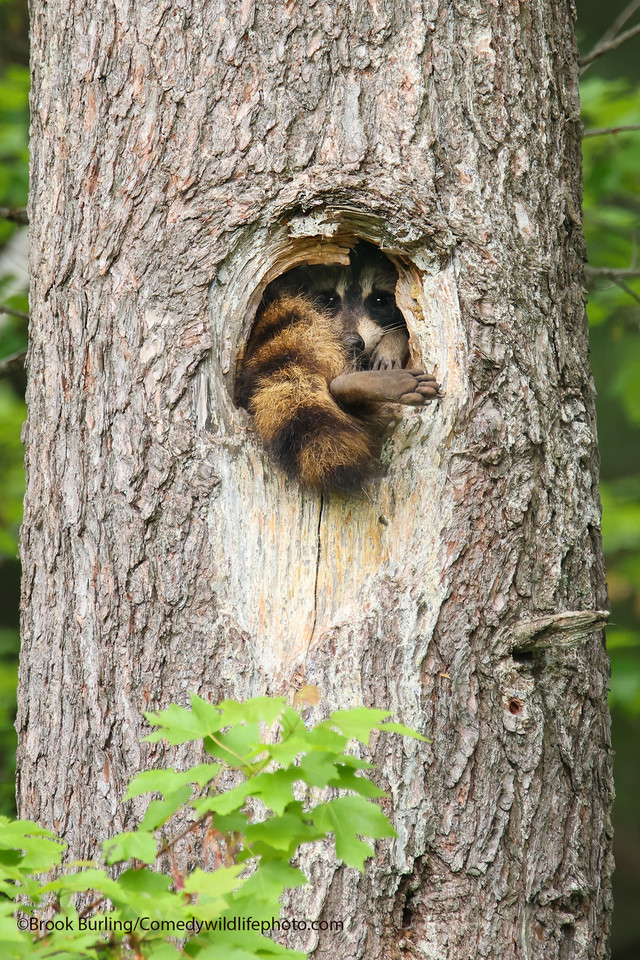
[126,764,220,799]
[265,735,319,767]
[296,751,343,787]
[40,867,121,899]
[144,702,217,744]
[303,724,349,753]
[210,811,250,834]
[205,724,262,768]
[214,696,288,726]
[192,780,252,817]
[0,917,28,948]
[244,806,323,856]
[324,707,393,744]
[289,750,383,794]
[190,949,261,960]
[312,796,396,870]
[188,693,231,730]
[0,696,428,956]
[331,754,376,770]
[326,767,386,798]
[247,769,299,816]
[115,865,173,899]
[143,942,183,959]
[192,931,305,960]
[238,859,307,901]
[183,864,245,898]
[138,785,193,832]
[0,817,66,872]
[377,721,429,741]
[102,830,157,865]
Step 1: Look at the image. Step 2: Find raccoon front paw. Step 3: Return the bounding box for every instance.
[369,330,410,371]
[370,352,402,371]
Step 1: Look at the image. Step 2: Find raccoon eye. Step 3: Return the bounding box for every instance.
[372,292,393,307]
[316,291,341,311]
[367,291,395,318]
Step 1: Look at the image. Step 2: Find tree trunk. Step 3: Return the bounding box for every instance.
[18,0,613,958]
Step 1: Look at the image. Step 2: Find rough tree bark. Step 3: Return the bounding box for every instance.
[18,0,613,958]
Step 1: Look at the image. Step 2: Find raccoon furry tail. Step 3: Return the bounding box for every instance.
[236,295,388,492]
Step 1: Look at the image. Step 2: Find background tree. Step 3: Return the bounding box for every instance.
[3,0,636,956]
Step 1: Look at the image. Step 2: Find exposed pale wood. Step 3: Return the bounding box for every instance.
[19,0,612,958]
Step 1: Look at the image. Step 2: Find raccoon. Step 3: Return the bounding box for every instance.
[236,241,440,492]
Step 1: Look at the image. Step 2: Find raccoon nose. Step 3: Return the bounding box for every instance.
[344,333,365,353]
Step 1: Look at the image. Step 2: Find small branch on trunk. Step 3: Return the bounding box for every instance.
[0,304,29,321]
[580,21,640,70]
[0,206,28,225]
[511,610,610,653]
[583,123,640,139]
[0,348,27,375]
[613,278,640,305]
[585,266,640,280]
[585,0,640,57]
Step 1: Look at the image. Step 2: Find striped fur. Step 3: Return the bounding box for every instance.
[236,244,408,492]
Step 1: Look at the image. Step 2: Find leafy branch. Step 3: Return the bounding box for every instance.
[0,692,428,960]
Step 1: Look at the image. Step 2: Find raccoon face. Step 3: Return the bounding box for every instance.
[268,241,409,369]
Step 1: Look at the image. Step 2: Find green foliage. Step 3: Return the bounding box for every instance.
[0,64,28,229]
[582,76,640,718]
[0,627,18,816]
[0,376,24,819]
[581,75,640,345]
[0,59,30,370]
[600,476,640,714]
[582,77,640,289]
[0,54,29,820]
[0,694,426,958]
[0,382,25,559]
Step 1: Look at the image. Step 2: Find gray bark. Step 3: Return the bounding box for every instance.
[19,0,613,958]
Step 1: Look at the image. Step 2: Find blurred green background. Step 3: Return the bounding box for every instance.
[0,0,638,955]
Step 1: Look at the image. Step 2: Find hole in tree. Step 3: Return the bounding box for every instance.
[234,238,417,408]
[512,650,534,665]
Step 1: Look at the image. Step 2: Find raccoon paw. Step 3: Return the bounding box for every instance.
[330,370,442,407]
[369,329,410,371]
[370,352,402,371]
[379,369,441,405]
